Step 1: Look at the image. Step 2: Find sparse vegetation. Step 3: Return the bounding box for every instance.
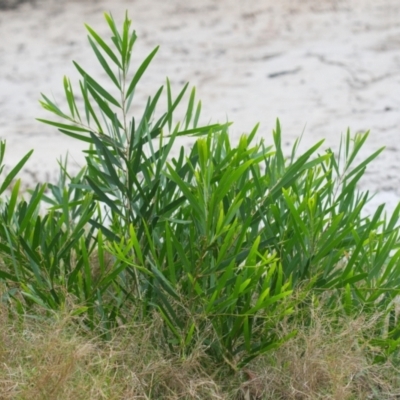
[1,12,400,399]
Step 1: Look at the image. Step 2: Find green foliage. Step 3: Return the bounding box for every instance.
[0,12,400,368]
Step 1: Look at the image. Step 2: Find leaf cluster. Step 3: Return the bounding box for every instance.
[1,12,400,368]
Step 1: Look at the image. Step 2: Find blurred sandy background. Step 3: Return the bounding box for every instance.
[0,0,399,215]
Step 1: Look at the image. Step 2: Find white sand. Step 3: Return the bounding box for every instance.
[0,0,399,215]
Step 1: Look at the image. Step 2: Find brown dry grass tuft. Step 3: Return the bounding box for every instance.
[238,304,400,400]
[1,290,400,399]
[0,295,228,399]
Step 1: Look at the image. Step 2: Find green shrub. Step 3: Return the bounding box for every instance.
[0,12,400,369]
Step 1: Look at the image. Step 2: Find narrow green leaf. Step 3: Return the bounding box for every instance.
[0,150,33,195]
[184,86,195,130]
[184,323,196,348]
[86,177,123,216]
[345,131,369,169]
[79,80,103,131]
[87,36,121,89]
[161,82,189,132]
[282,188,309,237]
[165,163,204,219]
[244,316,251,352]
[346,147,385,181]
[125,46,159,99]
[213,160,254,206]
[63,76,81,121]
[165,223,176,286]
[166,78,172,131]
[36,119,90,132]
[103,13,122,53]
[98,262,130,291]
[18,184,46,234]
[7,179,21,222]
[39,94,70,119]
[193,100,201,129]
[121,14,130,66]
[86,84,122,126]
[85,24,122,68]
[74,61,121,108]
[58,129,94,144]
[156,304,182,342]
[129,224,144,265]
[80,237,92,299]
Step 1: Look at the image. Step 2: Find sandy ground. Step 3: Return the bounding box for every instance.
[0,0,399,215]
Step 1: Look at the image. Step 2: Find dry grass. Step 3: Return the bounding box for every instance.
[1,294,400,399]
[0,296,230,400]
[238,306,400,400]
